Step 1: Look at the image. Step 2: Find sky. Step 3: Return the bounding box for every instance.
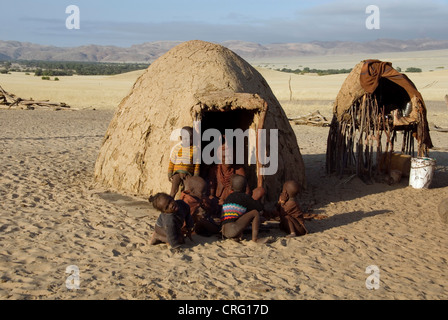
[1,0,448,47]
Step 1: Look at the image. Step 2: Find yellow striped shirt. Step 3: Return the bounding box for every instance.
[168,143,200,176]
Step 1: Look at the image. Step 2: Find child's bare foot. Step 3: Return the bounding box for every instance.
[252,236,274,244]
[150,232,162,245]
[286,232,296,238]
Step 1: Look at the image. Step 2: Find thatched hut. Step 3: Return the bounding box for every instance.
[326,59,433,180]
[94,40,305,203]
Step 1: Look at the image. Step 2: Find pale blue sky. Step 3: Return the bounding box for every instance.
[1,0,448,47]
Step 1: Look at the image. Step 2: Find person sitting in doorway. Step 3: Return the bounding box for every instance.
[208,142,250,205]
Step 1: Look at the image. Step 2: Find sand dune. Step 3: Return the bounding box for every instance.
[1,51,448,300]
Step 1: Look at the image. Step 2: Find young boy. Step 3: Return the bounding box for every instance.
[277,180,307,237]
[180,176,221,237]
[168,126,200,198]
[149,193,194,249]
[221,174,270,243]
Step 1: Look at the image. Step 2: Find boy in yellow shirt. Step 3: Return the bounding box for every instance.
[168,126,200,197]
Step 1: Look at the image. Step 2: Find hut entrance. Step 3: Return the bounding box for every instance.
[376,77,411,115]
[200,108,256,135]
[199,108,258,189]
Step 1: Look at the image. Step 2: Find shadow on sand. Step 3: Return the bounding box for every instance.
[300,150,447,210]
[305,209,392,234]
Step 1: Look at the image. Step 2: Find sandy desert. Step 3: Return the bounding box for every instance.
[0,49,447,300]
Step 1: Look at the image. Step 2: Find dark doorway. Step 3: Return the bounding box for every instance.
[375,78,411,114]
[199,108,258,190]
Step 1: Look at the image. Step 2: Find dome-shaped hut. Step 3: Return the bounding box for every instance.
[94,40,305,203]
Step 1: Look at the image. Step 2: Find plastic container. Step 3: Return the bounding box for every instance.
[409,157,436,189]
[390,152,411,176]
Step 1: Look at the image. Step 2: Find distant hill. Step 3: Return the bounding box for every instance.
[1,38,448,63]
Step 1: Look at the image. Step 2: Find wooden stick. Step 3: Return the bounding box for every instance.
[0,85,16,103]
[289,76,292,101]
[289,110,330,126]
[18,100,60,106]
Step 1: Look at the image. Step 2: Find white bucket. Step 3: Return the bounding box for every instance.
[409,157,436,189]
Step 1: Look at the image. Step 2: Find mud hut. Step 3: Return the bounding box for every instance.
[326,59,433,181]
[94,40,305,203]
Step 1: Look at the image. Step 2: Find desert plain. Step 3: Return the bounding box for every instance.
[0,49,447,300]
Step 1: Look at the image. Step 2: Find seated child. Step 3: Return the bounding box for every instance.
[208,142,250,205]
[149,192,194,249]
[277,180,307,237]
[168,126,200,198]
[221,174,270,243]
[180,176,221,237]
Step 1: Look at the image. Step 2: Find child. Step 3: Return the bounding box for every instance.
[168,126,200,198]
[221,174,270,243]
[277,180,308,237]
[208,142,250,205]
[180,176,221,237]
[149,192,194,249]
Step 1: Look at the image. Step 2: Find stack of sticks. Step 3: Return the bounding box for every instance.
[326,93,416,182]
[0,84,70,110]
[288,110,331,127]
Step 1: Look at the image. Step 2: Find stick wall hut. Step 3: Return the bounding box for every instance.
[326,59,433,181]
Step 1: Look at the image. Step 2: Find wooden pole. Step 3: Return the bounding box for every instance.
[256,101,268,188]
[289,76,292,101]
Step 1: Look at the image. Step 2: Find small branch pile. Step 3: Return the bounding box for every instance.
[288,110,331,127]
[0,85,70,110]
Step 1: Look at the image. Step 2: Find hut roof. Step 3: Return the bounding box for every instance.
[334,60,426,120]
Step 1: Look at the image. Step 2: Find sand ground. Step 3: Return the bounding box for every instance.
[1,52,448,300]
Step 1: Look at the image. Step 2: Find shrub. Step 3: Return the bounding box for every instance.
[405,67,422,73]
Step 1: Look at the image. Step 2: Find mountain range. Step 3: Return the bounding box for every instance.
[1,38,448,63]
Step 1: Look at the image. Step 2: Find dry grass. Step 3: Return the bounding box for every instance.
[0,70,145,110]
[0,50,447,111]
[256,67,448,103]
